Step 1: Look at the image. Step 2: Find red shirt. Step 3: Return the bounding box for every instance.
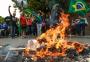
[20,16,26,26]
[27,18,32,26]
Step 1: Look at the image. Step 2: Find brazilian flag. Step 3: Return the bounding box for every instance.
[69,0,90,16]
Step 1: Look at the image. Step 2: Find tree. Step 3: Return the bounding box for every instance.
[12,0,52,12]
[0,16,4,23]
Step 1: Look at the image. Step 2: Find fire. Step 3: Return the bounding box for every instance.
[23,47,30,57]
[24,12,85,60]
[60,12,70,39]
[37,11,70,42]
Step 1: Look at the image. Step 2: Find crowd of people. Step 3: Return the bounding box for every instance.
[0,6,88,38]
[0,6,50,38]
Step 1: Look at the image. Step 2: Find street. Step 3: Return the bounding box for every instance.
[0,36,90,47]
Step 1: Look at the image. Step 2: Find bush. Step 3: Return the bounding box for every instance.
[0,16,4,23]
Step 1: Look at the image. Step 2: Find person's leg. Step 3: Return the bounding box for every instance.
[23,26,26,37]
[15,25,18,36]
[39,24,42,35]
[42,25,46,33]
[11,26,13,38]
[21,26,26,37]
[32,26,35,36]
[11,26,15,38]
[72,26,76,35]
[33,30,36,36]
[77,24,81,36]
[21,26,23,36]
[37,24,39,36]
[82,24,85,36]
[27,26,29,35]
[34,26,37,36]
[29,25,32,35]
[37,24,42,36]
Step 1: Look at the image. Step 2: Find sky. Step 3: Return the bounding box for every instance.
[0,0,20,18]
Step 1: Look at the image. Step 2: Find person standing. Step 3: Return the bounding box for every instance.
[73,18,81,36]
[36,12,42,36]
[79,16,88,36]
[32,16,37,36]
[26,15,32,36]
[20,13,27,38]
[41,13,46,33]
[8,6,17,38]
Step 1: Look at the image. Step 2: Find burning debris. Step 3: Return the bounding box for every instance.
[22,12,90,62]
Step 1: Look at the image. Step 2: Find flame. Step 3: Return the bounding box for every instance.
[60,12,70,39]
[24,12,85,59]
[23,47,30,57]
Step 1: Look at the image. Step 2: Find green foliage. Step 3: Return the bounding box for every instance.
[12,0,48,12]
[12,0,68,12]
[28,0,46,11]
[0,16,4,23]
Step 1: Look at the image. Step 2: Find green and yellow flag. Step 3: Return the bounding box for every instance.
[69,0,90,16]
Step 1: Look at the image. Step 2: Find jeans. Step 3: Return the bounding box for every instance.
[32,26,37,36]
[80,24,86,36]
[11,26,16,38]
[76,24,86,36]
[27,25,32,35]
[37,24,42,36]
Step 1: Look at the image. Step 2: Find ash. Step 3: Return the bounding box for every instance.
[0,44,90,62]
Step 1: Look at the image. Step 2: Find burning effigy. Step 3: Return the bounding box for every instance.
[22,12,90,62]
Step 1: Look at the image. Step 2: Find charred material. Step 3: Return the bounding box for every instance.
[66,48,78,60]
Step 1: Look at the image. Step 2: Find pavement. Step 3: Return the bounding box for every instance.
[0,36,90,47]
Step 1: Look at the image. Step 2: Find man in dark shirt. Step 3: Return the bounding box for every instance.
[8,6,17,38]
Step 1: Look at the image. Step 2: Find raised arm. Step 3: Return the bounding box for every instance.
[8,6,12,16]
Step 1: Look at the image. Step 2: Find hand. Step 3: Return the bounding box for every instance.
[9,6,11,8]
